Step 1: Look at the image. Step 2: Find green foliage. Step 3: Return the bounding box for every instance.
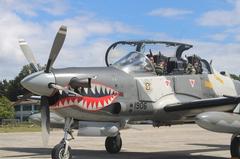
[230,74,240,81]
[0,65,34,101]
[0,96,14,119]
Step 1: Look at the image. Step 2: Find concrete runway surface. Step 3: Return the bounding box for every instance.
[0,124,232,159]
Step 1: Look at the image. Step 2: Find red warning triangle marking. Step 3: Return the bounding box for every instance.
[189,79,196,88]
[165,80,171,87]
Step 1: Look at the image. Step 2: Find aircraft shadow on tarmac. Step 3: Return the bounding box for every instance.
[0,144,229,159]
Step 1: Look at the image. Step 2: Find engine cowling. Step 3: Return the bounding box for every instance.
[196,111,240,134]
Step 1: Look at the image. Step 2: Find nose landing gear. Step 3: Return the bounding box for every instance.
[51,118,74,159]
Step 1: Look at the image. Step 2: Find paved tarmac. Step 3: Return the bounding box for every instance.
[0,124,232,159]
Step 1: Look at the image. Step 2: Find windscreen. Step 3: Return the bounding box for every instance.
[107,44,137,66]
[113,51,155,74]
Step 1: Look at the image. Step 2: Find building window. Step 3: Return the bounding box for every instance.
[15,105,20,111]
[34,105,41,111]
[23,105,32,111]
[15,117,20,120]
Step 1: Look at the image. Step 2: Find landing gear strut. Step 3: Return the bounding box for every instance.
[105,133,122,153]
[51,118,74,159]
[231,135,240,158]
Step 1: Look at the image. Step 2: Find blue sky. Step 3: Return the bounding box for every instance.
[26,0,233,41]
[0,0,240,80]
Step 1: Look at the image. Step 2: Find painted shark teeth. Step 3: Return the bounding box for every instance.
[104,100,108,106]
[75,83,118,97]
[92,102,97,110]
[69,99,74,105]
[78,99,83,107]
[84,88,88,95]
[51,83,120,111]
[91,87,95,94]
[96,85,101,94]
[98,101,103,108]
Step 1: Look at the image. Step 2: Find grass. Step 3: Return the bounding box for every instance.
[0,123,41,133]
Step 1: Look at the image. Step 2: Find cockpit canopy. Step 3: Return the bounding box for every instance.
[105,40,212,75]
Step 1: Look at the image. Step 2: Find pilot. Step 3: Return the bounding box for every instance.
[185,55,196,74]
[155,52,168,75]
[149,56,154,64]
[155,61,166,75]
[189,55,202,74]
[186,63,196,74]
[146,53,154,62]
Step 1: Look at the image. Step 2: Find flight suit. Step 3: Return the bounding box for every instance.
[186,63,196,74]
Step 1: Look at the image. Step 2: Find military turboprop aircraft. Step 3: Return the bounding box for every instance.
[18,25,240,159]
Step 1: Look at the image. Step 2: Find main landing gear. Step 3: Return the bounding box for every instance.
[52,118,74,159]
[231,135,240,158]
[105,133,122,153]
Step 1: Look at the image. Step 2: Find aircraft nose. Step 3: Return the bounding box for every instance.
[21,71,55,96]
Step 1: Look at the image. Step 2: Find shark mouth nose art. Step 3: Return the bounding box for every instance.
[51,83,120,111]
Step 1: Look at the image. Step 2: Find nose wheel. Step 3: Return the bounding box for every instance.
[105,133,122,153]
[52,140,72,159]
[52,118,74,159]
[231,135,240,158]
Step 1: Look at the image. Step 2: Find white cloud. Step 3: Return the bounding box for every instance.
[0,0,69,16]
[148,8,192,18]
[0,4,143,80]
[198,0,240,26]
[207,33,229,41]
[205,27,240,42]
[198,1,240,42]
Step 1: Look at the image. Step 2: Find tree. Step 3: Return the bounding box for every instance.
[0,80,9,97]
[0,65,34,101]
[0,96,14,119]
[230,74,240,81]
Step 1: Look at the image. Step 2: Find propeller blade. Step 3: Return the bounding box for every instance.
[49,83,82,96]
[40,96,50,146]
[12,92,33,106]
[19,39,39,72]
[45,25,67,73]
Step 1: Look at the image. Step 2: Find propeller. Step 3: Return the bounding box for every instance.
[19,39,40,72]
[45,25,67,73]
[41,96,50,146]
[18,25,67,145]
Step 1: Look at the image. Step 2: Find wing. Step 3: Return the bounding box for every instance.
[164,95,240,112]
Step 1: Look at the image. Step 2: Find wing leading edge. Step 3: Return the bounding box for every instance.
[164,95,240,112]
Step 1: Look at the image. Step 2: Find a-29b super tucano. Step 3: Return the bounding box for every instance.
[18,25,240,159]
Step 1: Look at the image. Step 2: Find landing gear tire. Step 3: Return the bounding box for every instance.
[231,135,240,158]
[51,143,72,159]
[105,134,122,154]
